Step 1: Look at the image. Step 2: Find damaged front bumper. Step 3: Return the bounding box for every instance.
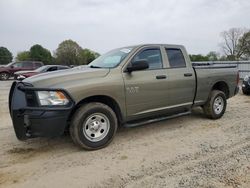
[9,81,75,140]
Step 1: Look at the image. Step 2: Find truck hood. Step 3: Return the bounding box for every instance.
[24,67,110,88]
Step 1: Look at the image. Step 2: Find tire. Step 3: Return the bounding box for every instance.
[203,90,227,119]
[70,102,118,150]
[0,72,10,80]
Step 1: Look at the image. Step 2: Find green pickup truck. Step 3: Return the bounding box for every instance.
[9,44,239,150]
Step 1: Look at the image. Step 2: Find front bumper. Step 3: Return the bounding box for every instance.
[9,81,74,140]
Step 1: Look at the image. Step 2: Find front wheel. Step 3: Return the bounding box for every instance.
[0,72,10,80]
[70,102,118,150]
[203,90,227,119]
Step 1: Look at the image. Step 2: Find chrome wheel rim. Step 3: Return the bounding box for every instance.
[83,113,110,142]
[213,96,224,115]
[0,73,8,80]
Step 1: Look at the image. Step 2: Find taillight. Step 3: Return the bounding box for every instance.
[236,71,240,85]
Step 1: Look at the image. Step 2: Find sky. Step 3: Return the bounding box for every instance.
[0,0,250,57]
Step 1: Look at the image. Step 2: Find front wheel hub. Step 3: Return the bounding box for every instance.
[83,113,110,142]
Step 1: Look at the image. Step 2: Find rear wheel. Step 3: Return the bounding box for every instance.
[203,90,227,119]
[0,72,10,80]
[70,102,118,150]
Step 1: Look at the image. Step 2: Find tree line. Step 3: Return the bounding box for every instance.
[190,28,250,62]
[0,39,100,65]
[1,28,250,65]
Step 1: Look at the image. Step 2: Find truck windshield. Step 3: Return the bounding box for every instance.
[88,48,133,68]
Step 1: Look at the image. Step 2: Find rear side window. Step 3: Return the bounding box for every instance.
[47,67,58,72]
[166,49,186,68]
[132,49,163,70]
[22,62,33,68]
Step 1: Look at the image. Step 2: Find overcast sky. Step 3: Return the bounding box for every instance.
[0,0,250,56]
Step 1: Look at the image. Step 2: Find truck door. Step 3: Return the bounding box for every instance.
[123,47,169,120]
[164,48,196,109]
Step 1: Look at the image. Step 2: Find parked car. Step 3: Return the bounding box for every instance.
[14,65,70,80]
[0,61,43,80]
[9,44,239,150]
[242,75,250,95]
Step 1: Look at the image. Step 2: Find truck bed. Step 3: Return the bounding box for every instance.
[192,63,238,106]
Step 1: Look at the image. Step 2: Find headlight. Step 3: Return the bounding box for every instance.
[18,75,26,79]
[244,75,249,81]
[37,91,69,106]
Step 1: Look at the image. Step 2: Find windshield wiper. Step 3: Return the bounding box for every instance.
[89,65,102,68]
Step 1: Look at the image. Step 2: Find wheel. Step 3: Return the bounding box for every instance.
[0,72,10,80]
[70,102,118,150]
[203,90,227,119]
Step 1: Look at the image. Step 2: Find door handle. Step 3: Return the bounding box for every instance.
[184,73,193,77]
[156,75,167,79]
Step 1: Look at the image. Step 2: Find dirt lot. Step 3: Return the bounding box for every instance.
[0,80,249,188]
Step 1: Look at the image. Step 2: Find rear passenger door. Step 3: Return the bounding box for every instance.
[164,48,195,108]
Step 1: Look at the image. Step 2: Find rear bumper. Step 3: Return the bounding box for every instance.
[9,82,74,140]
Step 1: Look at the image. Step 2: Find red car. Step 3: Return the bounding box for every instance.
[0,61,43,80]
[14,65,70,80]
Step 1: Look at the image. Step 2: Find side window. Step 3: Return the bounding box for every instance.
[132,49,163,70]
[12,63,22,68]
[47,67,58,72]
[166,49,186,68]
[22,62,33,68]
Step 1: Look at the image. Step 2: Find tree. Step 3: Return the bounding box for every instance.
[80,49,99,64]
[238,31,250,59]
[29,44,53,64]
[55,40,83,66]
[207,51,219,61]
[220,28,247,60]
[16,51,30,61]
[189,54,209,62]
[0,47,13,65]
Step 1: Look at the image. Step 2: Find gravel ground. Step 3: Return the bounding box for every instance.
[0,80,249,188]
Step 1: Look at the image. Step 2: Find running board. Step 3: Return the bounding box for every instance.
[123,111,191,128]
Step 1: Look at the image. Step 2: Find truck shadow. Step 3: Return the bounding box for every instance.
[4,107,210,163]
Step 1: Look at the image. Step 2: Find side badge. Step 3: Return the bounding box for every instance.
[126,86,139,94]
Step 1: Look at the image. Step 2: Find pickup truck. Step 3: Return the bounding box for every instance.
[9,44,239,150]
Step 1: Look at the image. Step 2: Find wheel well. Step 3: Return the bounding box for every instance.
[68,95,123,125]
[0,71,10,74]
[212,81,229,98]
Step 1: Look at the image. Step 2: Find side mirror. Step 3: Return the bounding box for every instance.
[126,60,149,73]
